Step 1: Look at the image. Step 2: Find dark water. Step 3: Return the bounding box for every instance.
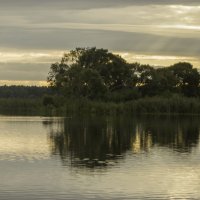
[0,115,200,199]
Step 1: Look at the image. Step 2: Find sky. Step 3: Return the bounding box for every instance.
[0,0,200,85]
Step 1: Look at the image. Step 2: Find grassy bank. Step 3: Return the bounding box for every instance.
[64,95,200,115]
[0,98,44,115]
[0,95,200,116]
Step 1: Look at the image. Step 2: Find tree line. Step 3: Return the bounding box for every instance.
[0,86,53,98]
[47,47,200,102]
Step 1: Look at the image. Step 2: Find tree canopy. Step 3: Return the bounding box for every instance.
[47,47,200,101]
[48,47,137,100]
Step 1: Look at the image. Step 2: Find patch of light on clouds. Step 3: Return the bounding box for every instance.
[0,50,63,63]
[162,25,200,31]
[117,52,200,67]
[169,5,200,11]
[1,49,200,69]
[0,80,47,86]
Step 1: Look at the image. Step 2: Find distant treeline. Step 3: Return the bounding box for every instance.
[0,86,55,115]
[0,85,53,98]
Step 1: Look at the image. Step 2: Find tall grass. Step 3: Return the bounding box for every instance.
[0,95,200,116]
[63,96,200,115]
[0,98,43,115]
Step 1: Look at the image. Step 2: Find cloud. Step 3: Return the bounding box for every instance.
[1,2,200,26]
[18,5,200,26]
[0,63,49,81]
[0,51,63,81]
[0,0,199,10]
[0,1,199,56]
[0,27,199,56]
[120,53,200,67]
[0,0,200,84]
[0,51,62,63]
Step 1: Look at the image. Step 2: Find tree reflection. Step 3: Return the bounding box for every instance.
[47,115,200,168]
[137,116,200,152]
[48,116,135,168]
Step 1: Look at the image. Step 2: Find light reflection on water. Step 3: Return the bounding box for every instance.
[0,115,200,199]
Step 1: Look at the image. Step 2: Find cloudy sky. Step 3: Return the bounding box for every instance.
[0,0,200,85]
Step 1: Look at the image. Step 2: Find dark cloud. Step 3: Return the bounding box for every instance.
[0,0,199,10]
[0,27,199,57]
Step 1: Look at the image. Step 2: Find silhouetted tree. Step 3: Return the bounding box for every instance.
[48,47,137,100]
[47,48,200,101]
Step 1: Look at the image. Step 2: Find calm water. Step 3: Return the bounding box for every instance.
[1,115,200,200]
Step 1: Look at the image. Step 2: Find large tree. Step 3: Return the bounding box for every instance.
[47,47,136,99]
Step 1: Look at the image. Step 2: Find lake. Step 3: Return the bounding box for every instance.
[0,115,200,200]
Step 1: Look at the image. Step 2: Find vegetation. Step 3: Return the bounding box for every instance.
[0,86,54,115]
[47,47,137,101]
[0,98,43,115]
[48,47,200,101]
[1,47,200,115]
[45,47,200,115]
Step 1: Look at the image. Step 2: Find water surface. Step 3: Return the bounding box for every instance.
[0,115,200,199]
